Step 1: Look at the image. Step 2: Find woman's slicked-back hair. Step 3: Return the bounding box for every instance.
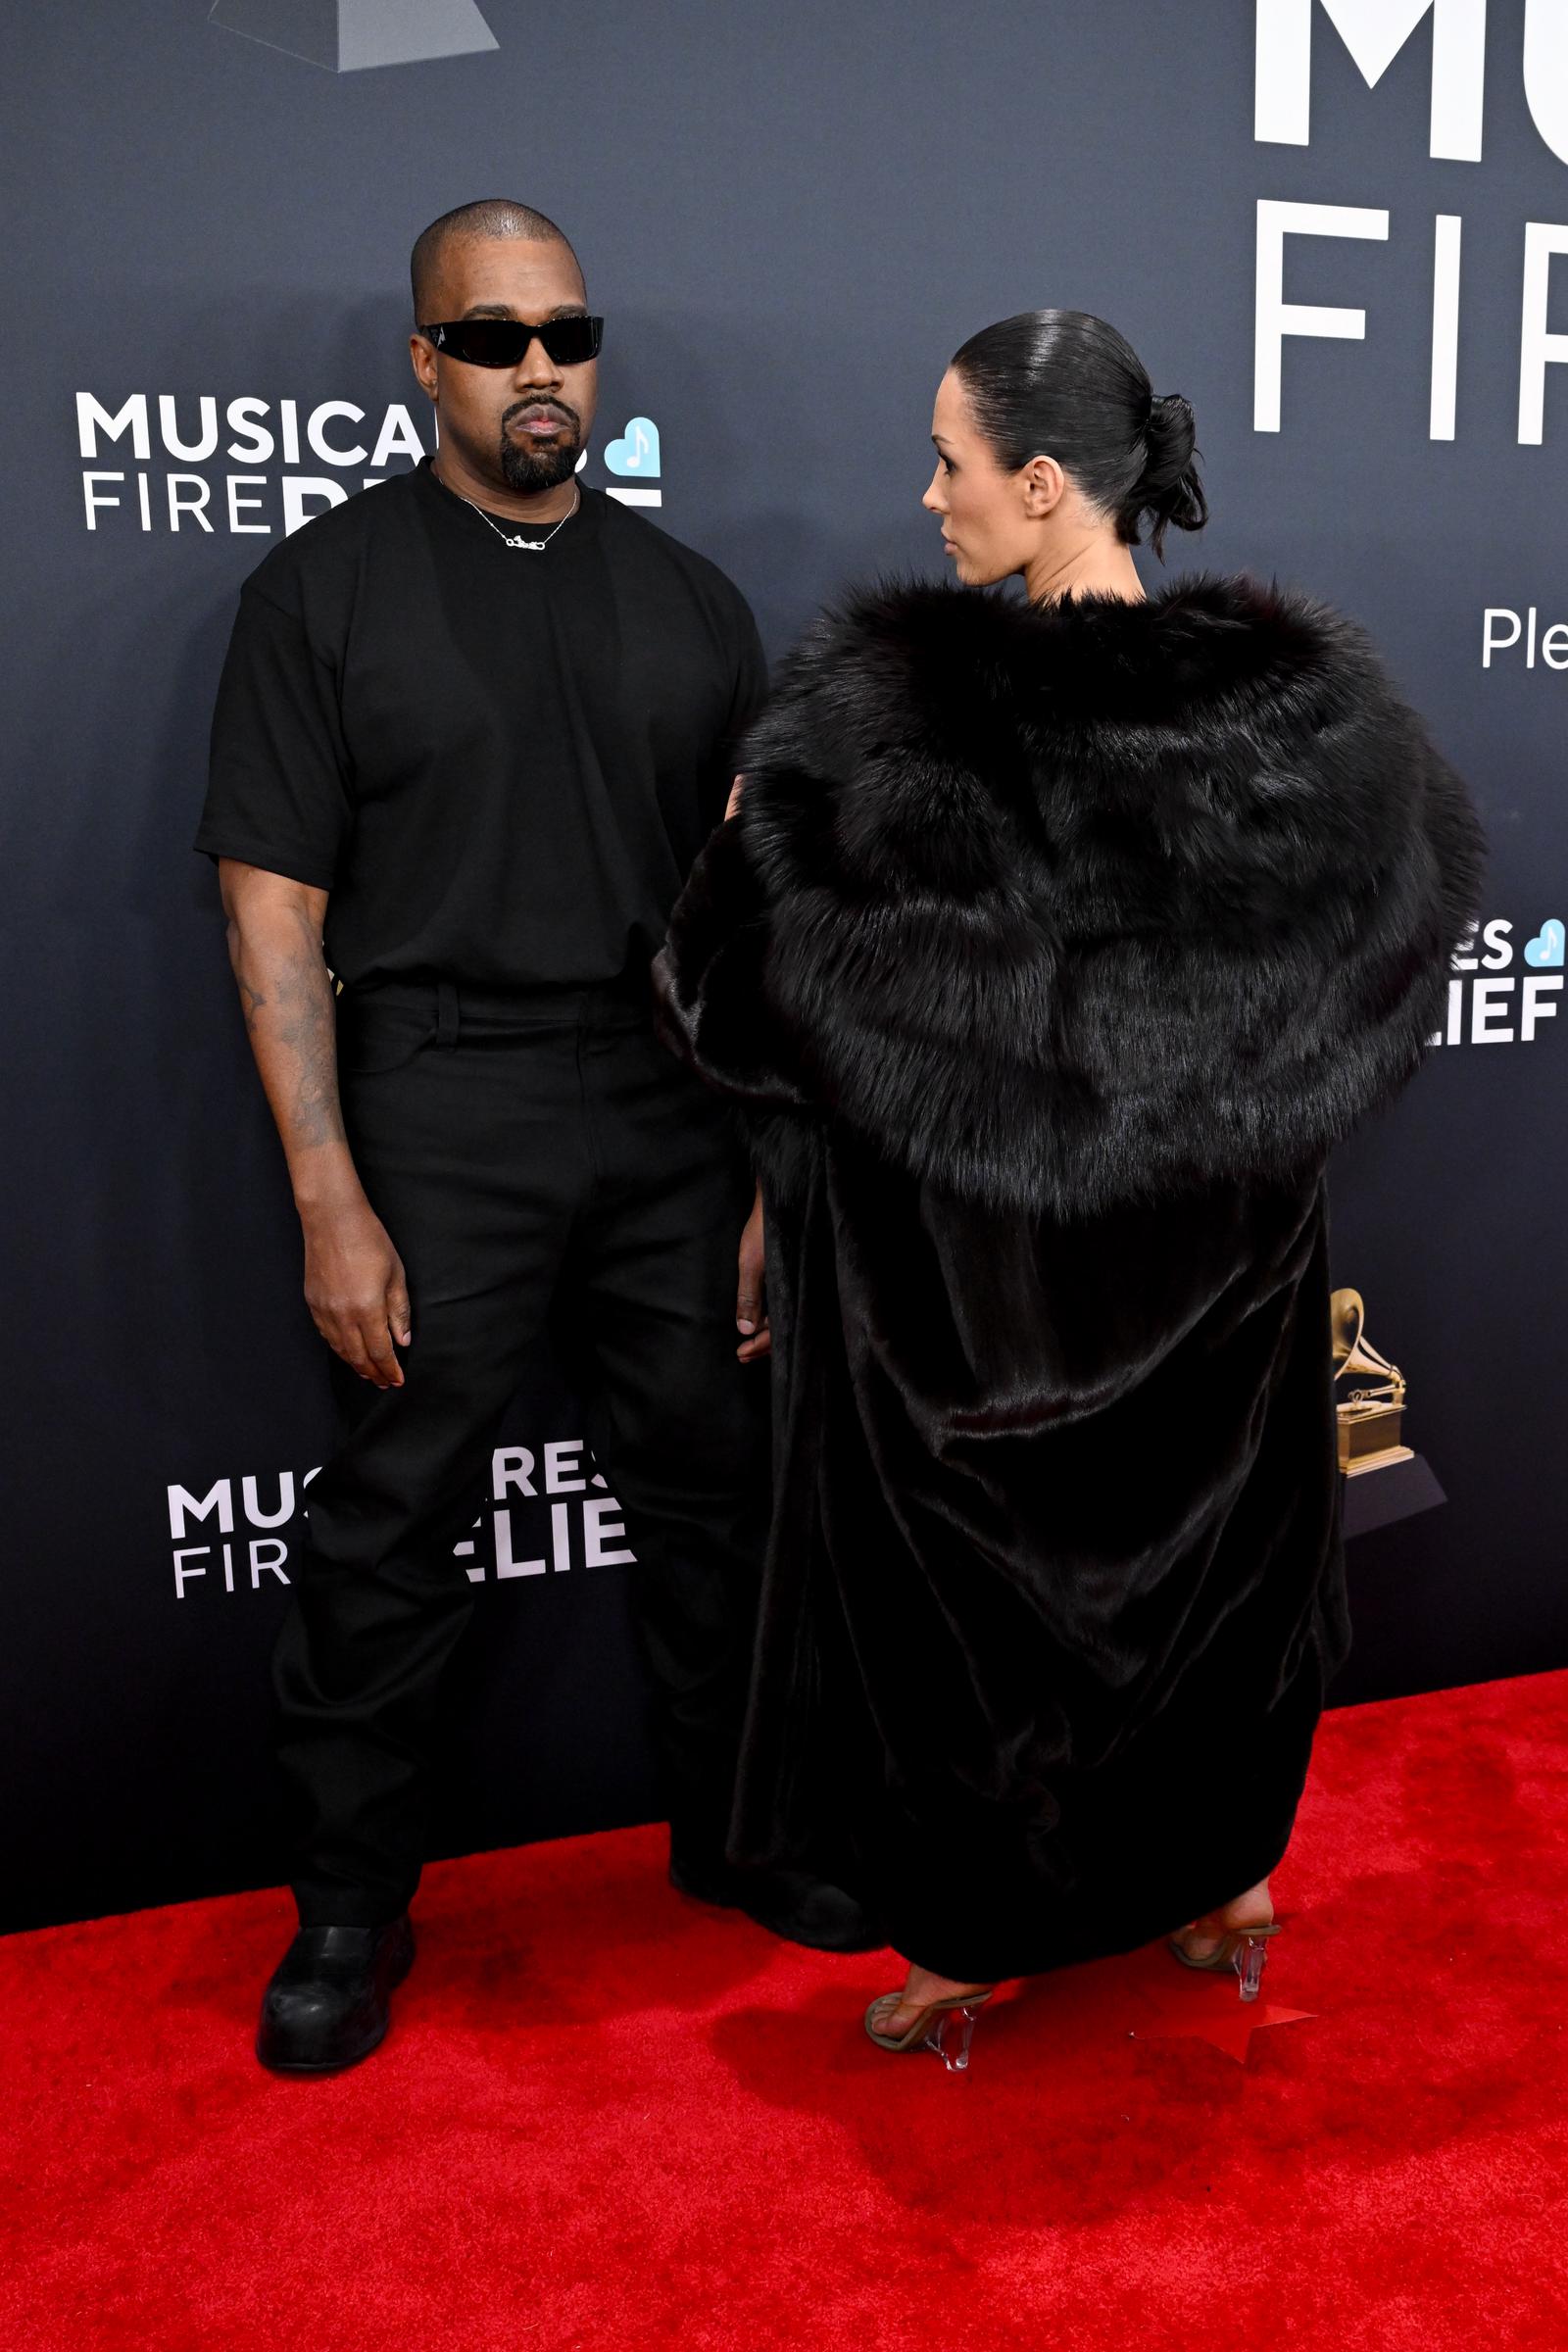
[951,310,1207,561]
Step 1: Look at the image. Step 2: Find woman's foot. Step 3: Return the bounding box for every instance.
[869,1962,996,2042]
[1170,1875,1274,1962]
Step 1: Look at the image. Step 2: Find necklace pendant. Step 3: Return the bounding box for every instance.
[454,478,579,551]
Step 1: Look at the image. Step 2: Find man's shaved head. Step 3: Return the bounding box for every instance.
[410,199,584,320]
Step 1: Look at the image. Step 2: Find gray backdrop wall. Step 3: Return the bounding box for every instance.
[4,1,1565,1935]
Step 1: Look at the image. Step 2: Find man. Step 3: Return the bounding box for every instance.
[195,200,877,2076]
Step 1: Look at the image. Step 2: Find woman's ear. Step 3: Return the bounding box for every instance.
[1019,453,1064,519]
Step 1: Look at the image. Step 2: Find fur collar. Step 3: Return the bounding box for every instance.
[678,571,1485,1216]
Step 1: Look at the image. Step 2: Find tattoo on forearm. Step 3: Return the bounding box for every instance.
[280,965,346,1149]
[229,915,346,1151]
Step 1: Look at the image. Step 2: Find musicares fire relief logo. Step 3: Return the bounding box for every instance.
[165,1441,637,1600]
[74,392,662,536]
[1431,913,1563,1047]
[1253,0,1568,446]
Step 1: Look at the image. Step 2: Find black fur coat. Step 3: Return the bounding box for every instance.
[653,571,1483,1982]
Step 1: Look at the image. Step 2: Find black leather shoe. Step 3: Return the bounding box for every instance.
[668,1853,885,1953]
[255,1915,416,2074]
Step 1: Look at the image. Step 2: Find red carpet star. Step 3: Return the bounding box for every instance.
[1129,1983,1316,2063]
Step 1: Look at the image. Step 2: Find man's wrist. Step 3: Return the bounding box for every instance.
[290,1146,368,1220]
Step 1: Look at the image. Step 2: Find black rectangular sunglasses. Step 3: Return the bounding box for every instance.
[419,316,604,368]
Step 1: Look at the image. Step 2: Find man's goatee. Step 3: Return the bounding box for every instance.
[499,436,581,495]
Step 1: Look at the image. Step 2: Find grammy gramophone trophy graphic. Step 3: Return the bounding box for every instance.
[1331,1288,1414,1477]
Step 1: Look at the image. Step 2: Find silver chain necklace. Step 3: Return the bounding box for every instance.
[456,478,581,552]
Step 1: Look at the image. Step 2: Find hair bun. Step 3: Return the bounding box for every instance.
[1144,392,1197,479]
[1136,392,1205,557]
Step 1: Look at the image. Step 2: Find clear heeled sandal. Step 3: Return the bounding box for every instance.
[1166,1917,1283,2002]
[863,1986,996,2071]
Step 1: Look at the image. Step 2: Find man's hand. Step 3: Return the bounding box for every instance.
[736,1183,770,1362]
[302,1197,412,1388]
[725,772,746,822]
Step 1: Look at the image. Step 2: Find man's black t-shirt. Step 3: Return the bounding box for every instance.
[196,457,768,988]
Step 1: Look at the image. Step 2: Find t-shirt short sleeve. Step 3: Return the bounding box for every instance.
[195,577,354,891]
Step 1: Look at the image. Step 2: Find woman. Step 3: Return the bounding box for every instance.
[652,311,1483,2068]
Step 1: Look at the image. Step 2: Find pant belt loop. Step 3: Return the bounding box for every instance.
[435,978,460,1050]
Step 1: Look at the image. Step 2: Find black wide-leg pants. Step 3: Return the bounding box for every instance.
[273,975,768,1929]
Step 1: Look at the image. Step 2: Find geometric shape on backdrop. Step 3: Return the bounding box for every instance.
[210,0,498,73]
[210,0,337,71]
[1523,918,1564,967]
[1343,1451,1447,1541]
[605,416,662,479]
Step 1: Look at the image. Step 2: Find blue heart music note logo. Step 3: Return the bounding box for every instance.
[605,417,662,478]
[1523,918,1565,967]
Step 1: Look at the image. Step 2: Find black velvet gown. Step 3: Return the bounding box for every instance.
[653,570,1483,1983]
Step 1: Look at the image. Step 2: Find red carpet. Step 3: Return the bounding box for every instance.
[4,1670,1567,2351]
